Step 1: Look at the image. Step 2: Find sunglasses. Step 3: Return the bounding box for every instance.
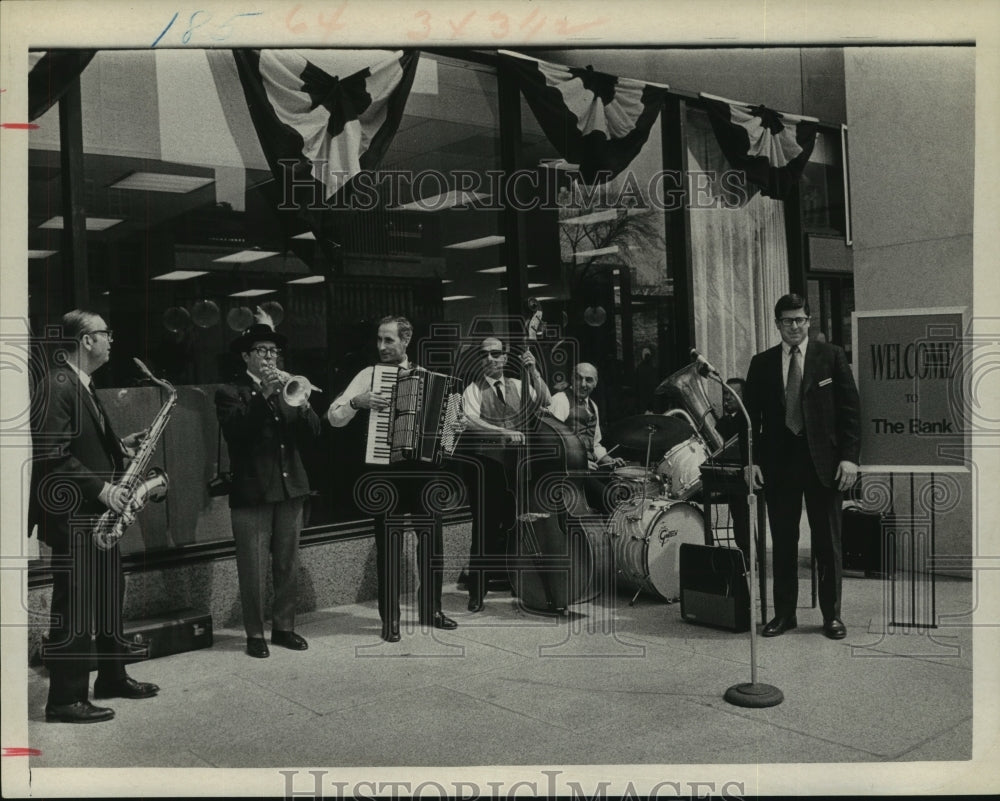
[481,350,505,358]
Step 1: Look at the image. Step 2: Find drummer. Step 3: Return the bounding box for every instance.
[549,362,626,517]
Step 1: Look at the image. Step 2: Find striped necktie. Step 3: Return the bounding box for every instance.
[785,345,803,435]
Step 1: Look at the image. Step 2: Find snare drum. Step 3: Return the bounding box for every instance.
[656,436,709,500]
[608,499,705,601]
[608,464,661,505]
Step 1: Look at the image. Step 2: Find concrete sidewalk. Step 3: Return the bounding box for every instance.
[25,573,973,771]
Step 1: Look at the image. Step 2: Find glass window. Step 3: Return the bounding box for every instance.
[519,93,672,421]
[801,129,847,235]
[27,50,505,548]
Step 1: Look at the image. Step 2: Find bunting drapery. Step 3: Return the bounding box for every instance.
[231,49,419,266]
[28,50,96,121]
[500,51,670,185]
[700,93,819,200]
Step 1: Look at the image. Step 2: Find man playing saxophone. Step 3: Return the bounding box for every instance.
[216,318,321,658]
[29,310,160,724]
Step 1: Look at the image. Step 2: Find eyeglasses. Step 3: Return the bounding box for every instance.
[481,350,505,358]
[85,329,114,342]
[250,346,282,358]
[777,316,810,328]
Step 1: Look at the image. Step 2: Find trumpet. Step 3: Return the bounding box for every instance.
[262,367,322,406]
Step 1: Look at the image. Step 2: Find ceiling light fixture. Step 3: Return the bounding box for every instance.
[390,190,488,213]
[153,270,209,281]
[444,235,505,250]
[214,250,280,264]
[40,216,122,231]
[110,172,214,193]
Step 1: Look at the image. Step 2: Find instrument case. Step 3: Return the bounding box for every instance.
[43,607,213,670]
[118,607,213,662]
[679,544,750,632]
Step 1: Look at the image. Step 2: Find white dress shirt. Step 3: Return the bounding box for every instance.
[548,391,609,462]
[326,359,411,428]
[781,338,809,389]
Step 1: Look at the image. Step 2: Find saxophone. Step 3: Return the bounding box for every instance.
[93,358,177,549]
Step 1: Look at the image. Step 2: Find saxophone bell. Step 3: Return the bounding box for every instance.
[134,467,170,506]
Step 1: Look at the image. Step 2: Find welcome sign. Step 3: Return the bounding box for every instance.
[852,308,967,471]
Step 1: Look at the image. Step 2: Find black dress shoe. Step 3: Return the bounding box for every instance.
[46,700,115,723]
[823,618,847,639]
[381,627,401,643]
[429,612,458,630]
[468,595,485,613]
[93,676,159,699]
[271,630,308,650]
[761,615,798,637]
[246,637,270,658]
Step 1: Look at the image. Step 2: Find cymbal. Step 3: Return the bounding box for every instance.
[606,414,694,454]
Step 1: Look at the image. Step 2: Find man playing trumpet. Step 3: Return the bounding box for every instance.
[215,316,321,658]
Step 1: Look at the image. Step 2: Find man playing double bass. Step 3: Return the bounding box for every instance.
[460,336,551,612]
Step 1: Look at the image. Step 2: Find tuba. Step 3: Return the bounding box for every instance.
[93,359,176,549]
[654,362,727,455]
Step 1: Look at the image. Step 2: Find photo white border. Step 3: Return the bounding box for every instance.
[2,0,999,797]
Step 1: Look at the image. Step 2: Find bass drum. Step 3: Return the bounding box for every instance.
[608,499,706,601]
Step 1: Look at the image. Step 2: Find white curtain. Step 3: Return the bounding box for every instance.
[687,110,787,392]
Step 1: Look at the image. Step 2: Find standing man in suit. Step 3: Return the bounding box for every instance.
[327,316,458,642]
[744,294,860,639]
[216,321,321,658]
[460,336,551,612]
[30,310,159,723]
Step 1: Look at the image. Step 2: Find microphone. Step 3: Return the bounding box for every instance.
[690,348,721,378]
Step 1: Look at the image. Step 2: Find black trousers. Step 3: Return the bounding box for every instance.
[764,429,843,621]
[464,454,516,599]
[368,466,446,636]
[44,525,129,705]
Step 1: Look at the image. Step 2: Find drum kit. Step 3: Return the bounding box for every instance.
[602,362,730,605]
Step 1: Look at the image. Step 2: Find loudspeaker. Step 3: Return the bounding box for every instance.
[680,544,750,632]
[842,506,888,577]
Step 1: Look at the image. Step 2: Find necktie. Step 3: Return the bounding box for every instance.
[494,381,505,405]
[785,345,803,435]
[86,382,107,434]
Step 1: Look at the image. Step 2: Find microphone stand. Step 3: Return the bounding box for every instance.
[707,373,783,708]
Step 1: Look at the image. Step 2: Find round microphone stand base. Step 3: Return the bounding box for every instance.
[724,682,784,708]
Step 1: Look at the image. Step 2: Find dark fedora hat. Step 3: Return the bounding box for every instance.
[229,323,287,354]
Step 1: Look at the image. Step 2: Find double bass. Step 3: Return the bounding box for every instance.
[505,348,604,613]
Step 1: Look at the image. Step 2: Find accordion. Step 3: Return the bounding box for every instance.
[365,366,463,465]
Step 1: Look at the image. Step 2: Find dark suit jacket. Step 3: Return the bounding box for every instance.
[215,374,321,509]
[744,340,861,488]
[29,366,125,548]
